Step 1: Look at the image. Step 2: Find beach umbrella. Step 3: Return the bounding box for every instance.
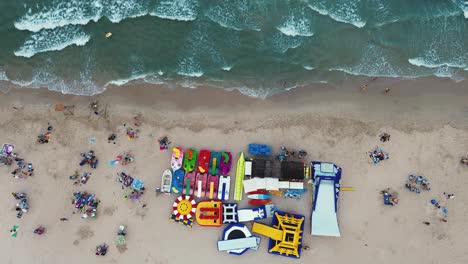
[116,235,126,245]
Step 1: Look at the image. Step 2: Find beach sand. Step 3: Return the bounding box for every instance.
[0,77,467,264]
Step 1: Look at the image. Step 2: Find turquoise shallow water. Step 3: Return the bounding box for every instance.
[0,0,467,97]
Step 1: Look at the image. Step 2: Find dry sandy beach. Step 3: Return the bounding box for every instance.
[0,77,467,264]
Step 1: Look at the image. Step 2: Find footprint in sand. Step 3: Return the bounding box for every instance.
[77,225,94,240]
[103,206,116,216]
[116,244,128,253]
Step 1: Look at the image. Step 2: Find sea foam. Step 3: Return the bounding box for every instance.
[177,56,204,77]
[277,15,314,37]
[15,0,150,32]
[308,1,366,28]
[150,0,198,21]
[205,1,264,31]
[14,25,90,58]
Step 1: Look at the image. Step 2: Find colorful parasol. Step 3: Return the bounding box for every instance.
[172,195,196,220]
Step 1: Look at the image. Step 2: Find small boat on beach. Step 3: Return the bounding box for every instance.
[161,169,172,194]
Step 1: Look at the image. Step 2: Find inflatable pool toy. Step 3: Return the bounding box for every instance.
[220,152,232,175]
[197,150,211,173]
[311,161,342,237]
[218,176,230,201]
[247,193,271,200]
[218,224,259,255]
[172,195,197,221]
[183,149,197,172]
[252,211,305,259]
[161,169,172,194]
[238,206,268,222]
[207,175,219,199]
[248,144,271,156]
[209,151,221,175]
[196,200,223,227]
[195,173,208,198]
[222,203,238,224]
[183,172,196,195]
[171,169,185,194]
[171,147,184,171]
[248,199,272,206]
[169,213,193,227]
[234,152,245,201]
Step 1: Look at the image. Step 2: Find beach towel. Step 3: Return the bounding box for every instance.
[10,225,19,237]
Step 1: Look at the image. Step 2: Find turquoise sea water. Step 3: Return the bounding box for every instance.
[0,0,467,97]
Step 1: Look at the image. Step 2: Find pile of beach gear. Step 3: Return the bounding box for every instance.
[276,146,308,162]
[158,136,171,150]
[381,189,399,206]
[117,172,134,188]
[109,152,135,166]
[72,192,99,219]
[405,175,430,193]
[79,150,98,169]
[126,127,139,139]
[1,144,34,178]
[12,192,29,218]
[369,147,389,164]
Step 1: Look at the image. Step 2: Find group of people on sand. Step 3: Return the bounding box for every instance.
[375,132,459,224]
[37,123,53,144]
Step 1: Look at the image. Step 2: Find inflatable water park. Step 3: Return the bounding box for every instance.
[160,144,348,258]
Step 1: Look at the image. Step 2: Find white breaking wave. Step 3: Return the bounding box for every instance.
[408,58,466,69]
[307,1,366,28]
[205,0,264,31]
[150,0,198,21]
[103,0,149,23]
[277,15,314,37]
[0,70,8,81]
[176,56,204,77]
[222,66,233,71]
[451,0,468,18]
[15,0,150,32]
[270,32,304,53]
[330,45,420,78]
[14,25,90,58]
[107,73,148,86]
[5,69,103,96]
[303,65,314,70]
